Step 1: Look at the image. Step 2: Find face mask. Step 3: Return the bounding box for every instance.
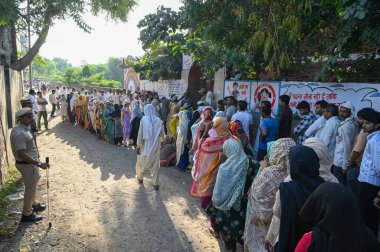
[208,128,218,138]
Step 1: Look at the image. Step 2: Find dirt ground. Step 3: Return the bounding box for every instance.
[0,116,230,251]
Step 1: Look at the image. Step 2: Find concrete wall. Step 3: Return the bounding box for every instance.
[213,67,225,102]
[0,65,23,189]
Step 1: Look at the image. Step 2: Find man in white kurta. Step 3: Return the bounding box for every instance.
[136,104,165,190]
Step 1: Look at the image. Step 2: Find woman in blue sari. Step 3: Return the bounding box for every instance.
[103,102,115,144]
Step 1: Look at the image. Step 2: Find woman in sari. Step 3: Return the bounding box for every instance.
[190,117,233,236]
[75,95,84,128]
[60,94,68,122]
[96,102,105,140]
[130,100,143,146]
[264,137,338,251]
[167,104,180,139]
[229,120,253,157]
[88,99,98,134]
[110,104,123,145]
[189,106,213,155]
[208,138,258,252]
[244,138,295,252]
[176,110,190,171]
[121,101,132,146]
[103,102,115,144]
[160,135,176,167]
[151,99,161,118]
[82,95,90,129]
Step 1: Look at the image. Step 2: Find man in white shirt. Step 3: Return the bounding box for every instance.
[305,100,328,137]
[315,103,340,158]
[231,100,253,141]
[112,90,121,105]
[36,91,49,130]
[332,102,358,184]
[99,90,106,102]
[105,89,113,102]
[48,90,58,117]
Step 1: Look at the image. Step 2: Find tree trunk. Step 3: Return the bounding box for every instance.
[10,4,59,71]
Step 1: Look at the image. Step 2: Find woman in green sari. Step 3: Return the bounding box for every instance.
[103,101,115,144]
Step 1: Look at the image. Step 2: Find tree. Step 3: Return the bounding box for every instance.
[82,65,91,77]
[63,67,81,84]
[0,0,137,71]
[107,57,124,83]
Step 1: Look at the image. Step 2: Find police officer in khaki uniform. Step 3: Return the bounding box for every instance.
[10,108,49,222]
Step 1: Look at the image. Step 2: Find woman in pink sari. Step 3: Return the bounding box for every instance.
[190,117,235,236]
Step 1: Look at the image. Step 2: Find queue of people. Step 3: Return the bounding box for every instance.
[16,85,380,252]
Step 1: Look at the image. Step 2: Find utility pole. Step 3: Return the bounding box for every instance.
[27,0,33,89]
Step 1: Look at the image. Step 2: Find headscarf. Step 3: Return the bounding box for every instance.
[141,104,163,159]
[176,110,189,165]
[212,138,249,211]
[229,120,253,156]
[277,145,325,252]
[248,138,295,227]
[205,91,214,106]
[340,101,355,119]
[70,93,78,111]
[202,106,213,121]
[190,117,232,197]
[267,141,276,164]
[187,110,201,142]
[303,137,338,183]
[151,99,161,118]
[131,100,142,122]
[299,182,380,252]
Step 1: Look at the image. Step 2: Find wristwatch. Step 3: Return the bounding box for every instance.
[37,162,42,167]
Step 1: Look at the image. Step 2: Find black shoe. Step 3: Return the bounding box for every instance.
[153,185,159,191]
[32,203,46,212]
[21,212,43,222]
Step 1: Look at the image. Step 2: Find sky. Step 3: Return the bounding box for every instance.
[38,0,183,66]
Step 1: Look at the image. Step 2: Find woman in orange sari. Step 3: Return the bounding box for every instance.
[190,117,234,236]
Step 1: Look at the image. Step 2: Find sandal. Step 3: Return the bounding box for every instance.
[209,226,220,238]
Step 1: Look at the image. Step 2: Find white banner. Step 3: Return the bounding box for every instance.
[280,82,380,114]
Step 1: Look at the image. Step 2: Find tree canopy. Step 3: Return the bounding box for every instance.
[135,0,380,82]
[0,0,137,71]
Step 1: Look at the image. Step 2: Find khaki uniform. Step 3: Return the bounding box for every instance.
[10,124,40,216]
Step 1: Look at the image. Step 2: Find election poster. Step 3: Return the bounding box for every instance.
[280,82,380,114]
[250,81,281,116]
[224,81,251,103]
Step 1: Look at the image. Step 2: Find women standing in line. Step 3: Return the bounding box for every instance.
[121,101,132,146]
[103,102,115,144]
[190,117,232,236]
[60,94,68,122]
[176,110,189,171]
[296,182,380,252]
[110,104,123,146]
[244,138,295,252]
[276,145,324,252]
[208,138,258,251]
[130,100,143,146]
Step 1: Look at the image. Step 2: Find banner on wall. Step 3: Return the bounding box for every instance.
[251,81,281,115]
[124,67,139,93]
[280,82,380,114]
[157,80,170,98]
[224,81,251,103]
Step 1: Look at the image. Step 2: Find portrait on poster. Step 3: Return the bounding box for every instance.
[250,81,280,115]
[224,81,251,103]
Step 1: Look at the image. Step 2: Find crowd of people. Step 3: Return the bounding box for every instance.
[15,85,380,251]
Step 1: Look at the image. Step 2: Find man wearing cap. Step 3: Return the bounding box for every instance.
[332,101,358,184]
[10,108,49,222]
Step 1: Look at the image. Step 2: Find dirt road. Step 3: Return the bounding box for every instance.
[1,117,223,251]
